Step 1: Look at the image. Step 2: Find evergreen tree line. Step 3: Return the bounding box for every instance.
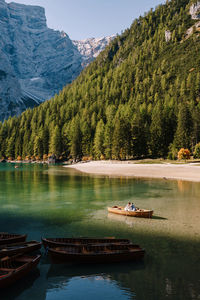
[0,0,199,161]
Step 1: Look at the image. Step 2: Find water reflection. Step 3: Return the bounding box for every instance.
[0,164,200,299]
[46,263,139,300]
[4,240,199,300]
[1,268,41,300]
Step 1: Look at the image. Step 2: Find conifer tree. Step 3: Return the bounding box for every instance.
[34,136,43,159]
[104,122,113,159]
[22,131,31,159]
[6,137,15,159]
[173,103,192,150]
[131,109,148,158]
[81,121,92,157]
[49,125,62,158]
[93,119,105,159]
[42,127,49,156]
[112,118,131,160]
[70,118,82,160]
[150,102,165,157]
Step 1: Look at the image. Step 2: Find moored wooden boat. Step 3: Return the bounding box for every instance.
[0,233,27,245]
[48,243,145,264]
[0,254,41,288]
[0,241,42,258]
[108,206,153,218]
[42,237,131,249]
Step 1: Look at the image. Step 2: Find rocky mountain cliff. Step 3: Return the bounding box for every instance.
[0,0,113,121]
[73,36,115,67]
[190,1,200,19]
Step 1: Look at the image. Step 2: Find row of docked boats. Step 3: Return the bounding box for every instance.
[0,233,145,288]
[0,233,41,289]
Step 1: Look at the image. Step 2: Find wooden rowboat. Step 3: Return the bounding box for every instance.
[42,237,131,249]
[108,206,153,218]
[0,254,41,288]
[48,243,145,264]
[0,241,42,258]
[0,233,27,245]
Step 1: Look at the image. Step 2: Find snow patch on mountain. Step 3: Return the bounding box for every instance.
[73,36,115,67]
[0,0,114,121]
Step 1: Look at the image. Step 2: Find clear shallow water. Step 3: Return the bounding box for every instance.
[0,163,200,300]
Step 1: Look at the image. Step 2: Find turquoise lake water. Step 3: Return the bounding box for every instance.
[0,163,200,300]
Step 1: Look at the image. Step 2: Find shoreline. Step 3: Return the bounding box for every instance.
[64,160,200,182]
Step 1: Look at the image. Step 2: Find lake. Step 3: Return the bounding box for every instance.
[0,163,199,300]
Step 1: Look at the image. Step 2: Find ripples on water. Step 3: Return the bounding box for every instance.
[0,164,200,300]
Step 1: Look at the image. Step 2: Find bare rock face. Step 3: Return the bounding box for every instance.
[0,0,26,120]
[185,21,200,39]
[165,30,172,42]
[190,1,200,20]
[73,36,115,67]
[184,2,200,40]
[0,0,114,121]
[0,0,82,121]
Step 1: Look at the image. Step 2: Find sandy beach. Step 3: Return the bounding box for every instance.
[64,161,200,182]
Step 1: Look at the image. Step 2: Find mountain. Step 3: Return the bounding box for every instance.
[0,0,199,161]
[0,0,113,121]
[73,36,115,67]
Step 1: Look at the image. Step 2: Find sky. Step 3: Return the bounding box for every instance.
[7,0,164,40]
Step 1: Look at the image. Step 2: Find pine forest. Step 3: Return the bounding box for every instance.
[0,0,200,161]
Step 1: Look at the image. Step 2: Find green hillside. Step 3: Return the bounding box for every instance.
[0,0,200,161]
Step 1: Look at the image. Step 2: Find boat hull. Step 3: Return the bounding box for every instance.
[0,241,41,258]
[0,233,27,245]
[48,248,145,264]
[0,255,41,288]
[42,237,131,249]
[108,207,153,218]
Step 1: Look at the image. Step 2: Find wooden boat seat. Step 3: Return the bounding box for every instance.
[14,258,29,263]
[0,268,15,272]
[0,256,10,261]
[82,249,90,254]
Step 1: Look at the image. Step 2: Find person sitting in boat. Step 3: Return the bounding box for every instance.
[124,202,132,211]
[131,203,137,211]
